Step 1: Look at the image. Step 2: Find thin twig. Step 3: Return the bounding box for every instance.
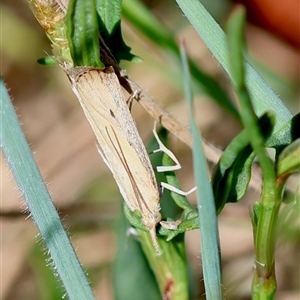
[126,78,263,194]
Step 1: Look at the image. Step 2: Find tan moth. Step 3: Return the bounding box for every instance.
[67,66,196,254]
[68,66,162,253]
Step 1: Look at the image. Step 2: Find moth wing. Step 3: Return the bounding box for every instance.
[71,68,160,224]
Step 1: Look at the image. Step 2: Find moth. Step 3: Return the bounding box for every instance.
[68,66,162,253]
[67,66,196,254]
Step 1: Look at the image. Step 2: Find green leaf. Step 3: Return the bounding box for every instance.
[277,138,300,177]
[266,112,300,151]
[95,0,138,64]
[213,150,255,213]
[67,0,104,67]
[181,44,223,299]
[37,56,58,66]
[212,113,274,213]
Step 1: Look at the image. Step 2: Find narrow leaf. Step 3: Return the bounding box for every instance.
[181,44,223,300]
[0,80,95,300]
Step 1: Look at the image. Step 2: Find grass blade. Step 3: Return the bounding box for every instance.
[0,80,95,300]
[175,0,292,132]
[180,45,223,299]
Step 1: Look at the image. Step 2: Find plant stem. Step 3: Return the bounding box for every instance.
[227,7,281,298]
[138,229,188,300]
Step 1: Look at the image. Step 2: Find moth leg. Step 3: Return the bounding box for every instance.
[152,122,197,194]
[152,122,182,173]
[126,89,140,111]
[160,182,197,196]
[160,218,182,230]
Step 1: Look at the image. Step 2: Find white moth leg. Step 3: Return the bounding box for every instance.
[160,182,197,196]
[152,122,197,195]
[152,122,181,172]
[159,183,197,230]
[126,89,140,111]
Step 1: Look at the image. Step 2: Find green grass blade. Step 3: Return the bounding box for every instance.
[175,0,292,132]
[0,80,95,300]
[181,46,223,299]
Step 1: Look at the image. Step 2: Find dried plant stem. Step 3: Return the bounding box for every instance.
[127,78,263,194]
